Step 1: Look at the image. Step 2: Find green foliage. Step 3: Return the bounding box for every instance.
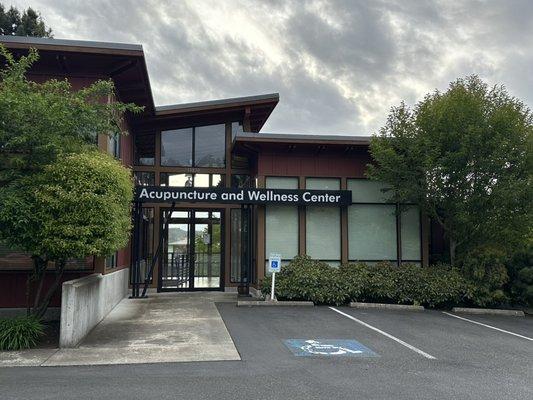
[460,246,509,306]
[0,4,52,37]
[368,75,533,265]
[0,316,44,351]
[261,256,349,305]
[0,150,133,260]
[261,256,472,308]
[0,45,142,186]
[506,249,533,307]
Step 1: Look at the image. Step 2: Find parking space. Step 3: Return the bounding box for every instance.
[216,303,533,399]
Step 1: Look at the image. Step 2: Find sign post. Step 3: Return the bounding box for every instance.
[268,253,281,301]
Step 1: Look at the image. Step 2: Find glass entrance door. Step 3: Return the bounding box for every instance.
[160,210,222,291]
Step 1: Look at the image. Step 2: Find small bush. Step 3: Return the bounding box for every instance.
[261,256,472,308]
[0,316,44,351]
[461,246,509,306]
[261,255,349,305]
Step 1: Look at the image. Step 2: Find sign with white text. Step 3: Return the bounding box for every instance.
[134,186,351,206]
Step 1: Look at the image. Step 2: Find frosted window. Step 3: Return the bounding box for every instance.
[347,179,391,203]
[265,177,299,261]
[401,207,421,261]
[348,204,397,261]
[306,206,341,261]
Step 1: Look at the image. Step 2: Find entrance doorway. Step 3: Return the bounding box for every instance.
[159,209,223,291]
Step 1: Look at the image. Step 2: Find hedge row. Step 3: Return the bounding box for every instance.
[261,255,473,307]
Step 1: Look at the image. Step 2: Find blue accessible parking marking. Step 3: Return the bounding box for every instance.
[284,339,378,357]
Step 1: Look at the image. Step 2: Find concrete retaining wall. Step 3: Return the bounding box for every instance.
[60,268,129,348]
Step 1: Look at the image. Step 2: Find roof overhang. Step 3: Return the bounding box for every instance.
[0,35,155,115]
[233,132,370,155]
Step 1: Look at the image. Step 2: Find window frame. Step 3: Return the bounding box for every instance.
[160,124,226,168]
[346,177,422,265]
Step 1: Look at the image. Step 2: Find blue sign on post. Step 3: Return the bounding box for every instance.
[284,339,378,357]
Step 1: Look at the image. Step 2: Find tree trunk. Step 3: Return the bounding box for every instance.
[450,238,457,267]
[32,257,47,311]
[33,259,65,320]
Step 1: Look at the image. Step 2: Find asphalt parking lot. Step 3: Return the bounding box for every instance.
[1,304,531,400]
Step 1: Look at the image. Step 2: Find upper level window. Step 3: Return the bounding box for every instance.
[161,128,193,167]
[134,131,155,166]
[108,132,120,159]
[161,124,226,168]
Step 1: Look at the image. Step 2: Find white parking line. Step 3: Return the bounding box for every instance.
[442,312,533,341]
[329,307,436,359]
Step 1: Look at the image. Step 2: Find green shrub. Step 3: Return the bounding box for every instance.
[261,256,472,308]
[506,249,533,307]
[261,255,349,305]
[0,316,44,351]
[460,246,509,306]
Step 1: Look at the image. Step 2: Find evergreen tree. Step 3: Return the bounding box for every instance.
[0,3,52,37]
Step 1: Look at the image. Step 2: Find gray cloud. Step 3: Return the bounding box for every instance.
[7,0,533,135]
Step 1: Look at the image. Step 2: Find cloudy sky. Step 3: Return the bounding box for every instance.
[7,0,533,135]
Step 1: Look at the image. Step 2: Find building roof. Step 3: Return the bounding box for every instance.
[234,132,371,146]
[0,35,143,55]
[0,36,278,132]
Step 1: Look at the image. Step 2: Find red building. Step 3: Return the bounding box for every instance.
[0,36,440,309]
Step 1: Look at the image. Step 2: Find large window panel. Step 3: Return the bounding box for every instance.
[347,179,391,203]
[306,206,341,261]
[161,128,193,166]
[266,205,299,261]
[306,177,340,190]
[265,177,298,263]
[194,124,226,167]
[348,204,397,261]
[401,207,421,261]
[305,178,341,262]
[266,177,298,189]
[134,131,155,166]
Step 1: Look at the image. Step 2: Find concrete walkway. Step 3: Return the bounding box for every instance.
[0,292,241,367]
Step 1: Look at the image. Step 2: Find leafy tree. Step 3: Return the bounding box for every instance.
[0,3,52,37]
[0,151,133,318]
[0,46,141,317]
[368,75,532,266]
[0,45,141,186]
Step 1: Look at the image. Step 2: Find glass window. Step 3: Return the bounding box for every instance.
[212,174,225,188]
[230,209,243,283]
[266,177,298,189]
[134,131,155,166]
[232,174,252,188]
[194,174,210,188]
[348,204,397,261]
[106,252,118,269]
[401,207,421,261]
[160,173,224,188]
[194,124,226,167]
[161,128,193,166]
[265,177,298,264]
[306,177,340,190]
[134,171,155,186]
[348,179,391,203]
[161,173,193,187]
[305,178,341,263]
[108,132,120,159]
[306,206,341,261]
[266,205,299,261]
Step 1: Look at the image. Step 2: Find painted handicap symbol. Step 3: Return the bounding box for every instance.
[284,339,378,357]
[300,340,362,355]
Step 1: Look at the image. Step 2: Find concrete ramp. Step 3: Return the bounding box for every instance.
[43,292,240,366]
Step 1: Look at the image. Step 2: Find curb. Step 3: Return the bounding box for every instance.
[350,302,425,311]
[451,307,525,317]
[237,300,314,307]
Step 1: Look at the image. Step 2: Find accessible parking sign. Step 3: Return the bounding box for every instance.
[284,339,377,357]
